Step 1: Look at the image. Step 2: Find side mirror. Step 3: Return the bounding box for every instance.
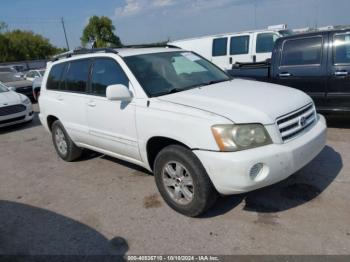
[8,86,16,91]
[106,84,132,101]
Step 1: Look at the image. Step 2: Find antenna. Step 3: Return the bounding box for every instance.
[61,17,70,50]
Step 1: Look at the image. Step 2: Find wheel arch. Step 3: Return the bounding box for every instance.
[146,136,191,171]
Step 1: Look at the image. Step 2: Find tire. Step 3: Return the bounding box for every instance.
[154,145,218,217]
[51,120,82,162]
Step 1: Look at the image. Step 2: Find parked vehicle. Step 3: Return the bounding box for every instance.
[24,69,46,82]
[39,48,326,216]
[0,81,33,128]
[169,25,293,70]
[32,77,42,101]
[0,66,24,78]
[229,29,350,113]
[0,73,35,100]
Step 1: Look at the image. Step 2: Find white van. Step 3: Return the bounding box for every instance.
[39,47,326,217]
[169,25,292,70]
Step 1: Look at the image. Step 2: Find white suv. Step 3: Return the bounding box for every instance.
[39,47,327,216]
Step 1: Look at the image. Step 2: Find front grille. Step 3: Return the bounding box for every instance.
[0,115,25,125]
[277,103,317,142]
[0,104,26,116]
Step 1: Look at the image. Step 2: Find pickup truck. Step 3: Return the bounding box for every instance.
[229,29,350,113]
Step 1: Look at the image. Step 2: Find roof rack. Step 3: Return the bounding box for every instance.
[51,48,119,61]
[122,44,181,49]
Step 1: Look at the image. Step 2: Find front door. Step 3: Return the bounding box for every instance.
[273,35,328,107]
[86,57,140,161]
[327,31,350,109]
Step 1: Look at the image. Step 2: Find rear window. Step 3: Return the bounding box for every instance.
[333,33,350,64]
[230,35,249,55]
[47,63,66,90]
[281,37,322,66]
[212,38,227,57]
[64,59,90,93]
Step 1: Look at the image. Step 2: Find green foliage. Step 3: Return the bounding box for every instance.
[0,25,64,62]
[81,16,122,48]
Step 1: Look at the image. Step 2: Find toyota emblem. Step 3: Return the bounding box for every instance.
[299,116,307,127]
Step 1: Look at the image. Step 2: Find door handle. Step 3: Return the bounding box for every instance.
[229,57,233,64]
[87,100,96,107]
[279,72,292,77]
[57,95,63,101]
[334,71,348,76]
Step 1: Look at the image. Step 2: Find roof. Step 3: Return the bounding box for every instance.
[281,28,350,40]
[169,28,288,43]
[116,47,181,57]
[50,47,182,63]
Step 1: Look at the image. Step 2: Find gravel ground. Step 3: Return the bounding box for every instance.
[0,104,349,255]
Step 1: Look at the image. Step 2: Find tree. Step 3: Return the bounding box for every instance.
[0,28,62,62]
[81,16,122,48]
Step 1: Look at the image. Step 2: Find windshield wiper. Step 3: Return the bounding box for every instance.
[151,87,186,97]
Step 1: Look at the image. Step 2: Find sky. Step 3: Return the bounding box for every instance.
[0,0,349,49]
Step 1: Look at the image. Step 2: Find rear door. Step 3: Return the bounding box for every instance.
[211,37,229,70]
[229,34,252,64]
[46,59,91,143]
[273,34,328,107]
[327,31,350,109]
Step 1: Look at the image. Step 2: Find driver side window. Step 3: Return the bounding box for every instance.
[91,58,129,97]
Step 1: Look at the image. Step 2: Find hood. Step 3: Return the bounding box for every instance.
[158,79,312,124]
[0,91,23,106]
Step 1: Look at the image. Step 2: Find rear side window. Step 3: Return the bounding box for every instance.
[333,33,350,64]
[47,63,66,90]
[65,59,91,93]
[212,38,227,57]
[281,37,322,66]
[256,33,278,53]
[230,35,249,55]
[91,58,129,96]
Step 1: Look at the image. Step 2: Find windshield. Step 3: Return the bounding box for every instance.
[0,82,9,92]
[124,51,230,97]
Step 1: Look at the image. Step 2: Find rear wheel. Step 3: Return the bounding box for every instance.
[51,120,82,161]
[154,145,218,217]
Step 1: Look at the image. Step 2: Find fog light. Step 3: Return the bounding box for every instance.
[249,163,263,180]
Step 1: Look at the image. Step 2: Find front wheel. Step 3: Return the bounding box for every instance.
[154,145,218,217]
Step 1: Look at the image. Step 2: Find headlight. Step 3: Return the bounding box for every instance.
[211,124,272,152]
[22,97,31,105]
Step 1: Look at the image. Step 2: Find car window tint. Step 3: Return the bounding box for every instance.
[334,33,350,64]
[65,59,90,93]
[47,63,66,90]
[256,33,278,53]
[91,58,129,97]
[230,35,250,55]
[281,37,322,66]
[212,38,228,56]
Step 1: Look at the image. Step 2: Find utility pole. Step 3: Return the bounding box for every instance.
[61,17,70,50]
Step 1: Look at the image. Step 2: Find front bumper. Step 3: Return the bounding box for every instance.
[194,114,327,195]
[0,104,34,128]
